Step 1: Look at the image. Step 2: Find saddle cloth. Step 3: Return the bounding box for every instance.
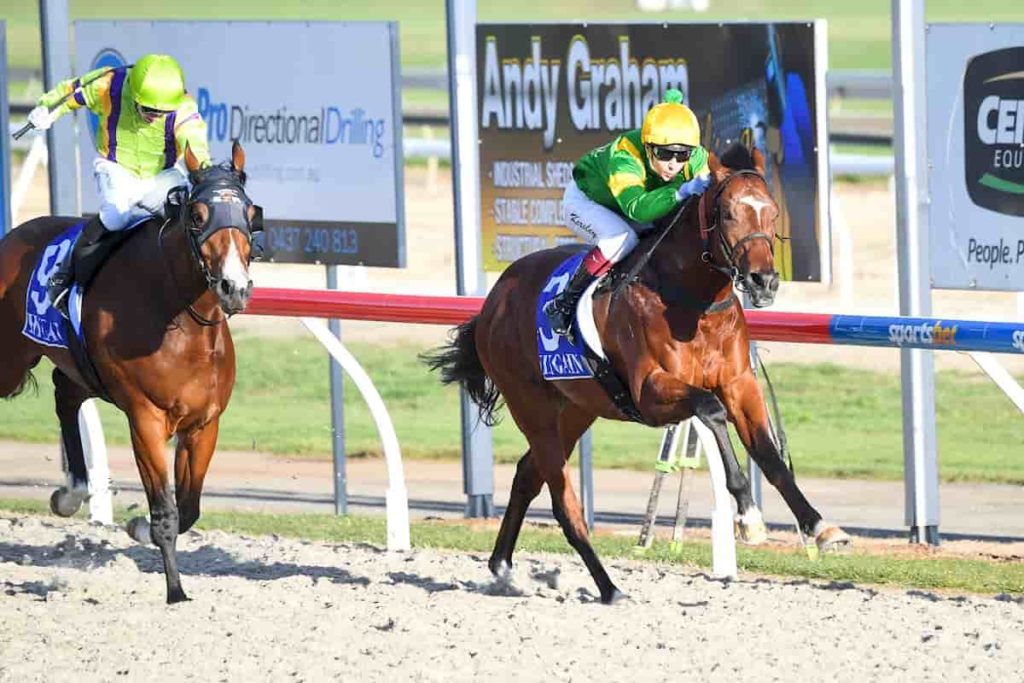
[22,222,87,349]
[535,252,608,381]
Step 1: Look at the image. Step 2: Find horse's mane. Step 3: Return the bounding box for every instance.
[718,143,758,171]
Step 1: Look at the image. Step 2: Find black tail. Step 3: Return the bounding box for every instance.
[420,317,503,426]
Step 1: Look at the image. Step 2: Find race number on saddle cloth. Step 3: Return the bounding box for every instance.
[535,251,607,380]
[22,222,88,349]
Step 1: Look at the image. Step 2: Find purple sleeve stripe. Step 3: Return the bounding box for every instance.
[106,70,126,162]
[72,79,86,106]
[163,112,178,169]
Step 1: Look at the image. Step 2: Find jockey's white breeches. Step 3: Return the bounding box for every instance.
[93,158,187,231]
[562,182,650,265]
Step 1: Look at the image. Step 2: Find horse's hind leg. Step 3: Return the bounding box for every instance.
[50,369,92,517]
[126,409,188,604]
[489,404,596,577]
[174,417,219,533]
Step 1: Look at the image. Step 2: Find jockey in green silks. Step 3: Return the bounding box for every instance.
[543,88,712,338]
[27,54,212,311]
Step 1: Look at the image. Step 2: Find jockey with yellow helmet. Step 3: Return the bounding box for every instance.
[544,88,711,338]
[27,54,212,311]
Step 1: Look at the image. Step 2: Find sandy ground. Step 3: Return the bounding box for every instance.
[1,512,1023,682]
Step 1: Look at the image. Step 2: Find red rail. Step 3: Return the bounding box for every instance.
[248,288,838,345]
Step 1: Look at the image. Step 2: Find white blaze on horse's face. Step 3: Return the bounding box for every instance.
[216,229,252,314]
[738,196,776,228]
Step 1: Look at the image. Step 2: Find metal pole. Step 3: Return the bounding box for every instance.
[892,0,940,546]
[743,292,764,508]
[39,0,78,216]
[0,21,10,237]
[326,266,347,515]
[446,0,493,518]
[578,429,594,531]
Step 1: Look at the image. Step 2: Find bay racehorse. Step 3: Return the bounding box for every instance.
[0,141,259,603]
[425,145,849,604]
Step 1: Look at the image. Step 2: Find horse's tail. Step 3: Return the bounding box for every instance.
[420,317,504,426]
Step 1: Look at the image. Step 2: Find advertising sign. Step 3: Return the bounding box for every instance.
[73,21,405,267]
[928,24,1024,291]
[476,22,830,282]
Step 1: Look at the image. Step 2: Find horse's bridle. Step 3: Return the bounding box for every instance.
[697,169,776,290]
[160,166,263,326]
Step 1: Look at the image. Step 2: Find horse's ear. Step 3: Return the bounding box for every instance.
[231,140,246,174]
[751,147,767,176]
[707,152,729,184]
[184,143,202,174]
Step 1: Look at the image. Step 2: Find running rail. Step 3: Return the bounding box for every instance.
[248,288,1024,356]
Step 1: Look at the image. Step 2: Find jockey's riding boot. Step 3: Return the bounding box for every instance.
[543,259,599,340]
[47,215,107,316]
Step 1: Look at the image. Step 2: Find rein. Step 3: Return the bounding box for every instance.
[611,167,774,313]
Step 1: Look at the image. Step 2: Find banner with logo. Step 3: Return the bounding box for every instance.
[476,22,830,282]
[73,21,405,267]
[928,24,1024,291]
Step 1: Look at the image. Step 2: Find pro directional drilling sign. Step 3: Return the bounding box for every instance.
[928,24,1024,291]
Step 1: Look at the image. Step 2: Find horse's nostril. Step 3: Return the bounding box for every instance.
[220,280,232,296]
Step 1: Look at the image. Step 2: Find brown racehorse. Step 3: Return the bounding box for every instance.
[0,141,258,603]
[426,145,849,604]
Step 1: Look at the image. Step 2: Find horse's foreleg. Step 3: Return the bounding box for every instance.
[721,373,850,550]
[174,417,219,533]
[687,389,761,539]
[637,373,758,528]
[51,369,91,517]
[128,410,188,604]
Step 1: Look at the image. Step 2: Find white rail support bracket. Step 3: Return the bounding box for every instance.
[688,419,738,579]
[301,317,411,551]
[79,399,113,525]
[969,352,1024,415]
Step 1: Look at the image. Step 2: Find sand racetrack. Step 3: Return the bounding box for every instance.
[1,512,1022,681]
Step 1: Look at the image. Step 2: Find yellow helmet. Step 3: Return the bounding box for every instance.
[641,89,700,148]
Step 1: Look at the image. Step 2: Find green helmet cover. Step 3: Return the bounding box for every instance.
[130,54,186,111]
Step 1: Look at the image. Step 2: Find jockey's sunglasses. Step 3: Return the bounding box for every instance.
[649,145,693,163]
[137,104,173,118]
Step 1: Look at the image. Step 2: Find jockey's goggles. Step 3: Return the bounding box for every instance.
[137,103,174,118]
[649,144,693,163]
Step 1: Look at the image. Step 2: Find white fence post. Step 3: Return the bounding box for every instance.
[688,419,738,579]
[301,318,410,551]
[79,399,112,525]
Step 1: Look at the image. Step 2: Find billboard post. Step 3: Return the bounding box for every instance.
[0,21,10,238]
[892,0,940,545]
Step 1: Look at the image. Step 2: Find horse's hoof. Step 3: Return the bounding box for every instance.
[734,514,768,546]
[166,588,190,605]
[815,525,852,553]
[601,587,628,605]
[489,558,512,582]
[50,486,86,517]
[126,517,152,545]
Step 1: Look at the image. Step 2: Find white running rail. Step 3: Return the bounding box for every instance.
[687,419,738,579]
[301,318,411,551]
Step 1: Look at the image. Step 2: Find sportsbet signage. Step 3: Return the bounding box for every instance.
[928,25,1024,291]
[73,21,405,267]
[477,23,830,282]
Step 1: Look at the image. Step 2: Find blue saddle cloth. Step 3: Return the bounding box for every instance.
[22,221,86,349]
[535,252,594,380]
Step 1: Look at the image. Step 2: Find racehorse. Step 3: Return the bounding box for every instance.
[0,141,259,603]
[425,145,849,604]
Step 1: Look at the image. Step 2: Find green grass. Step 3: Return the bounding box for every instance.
[1,497,1020,594]
[3,337,1023,484]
